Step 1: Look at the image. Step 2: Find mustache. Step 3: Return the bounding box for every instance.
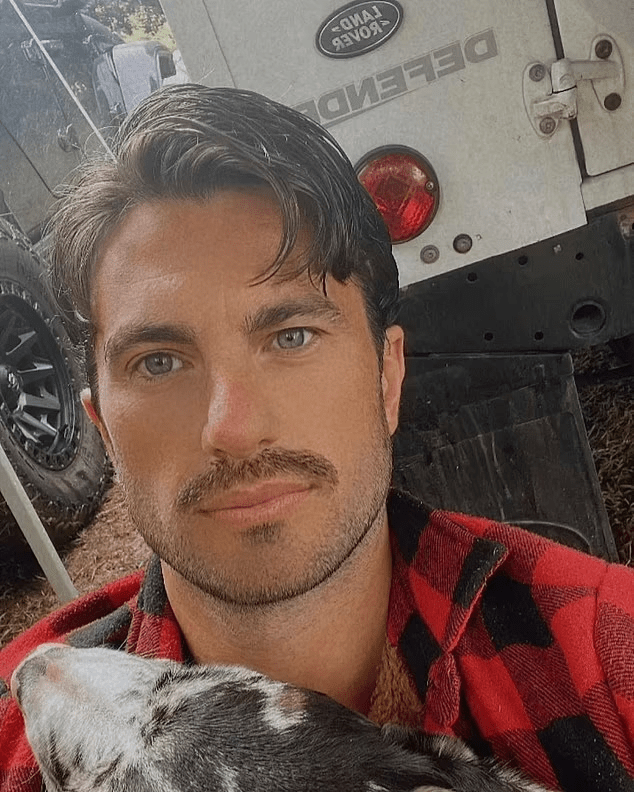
[176,448,339,509]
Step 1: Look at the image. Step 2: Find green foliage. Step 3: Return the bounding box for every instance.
[89,1,174,47]
[123,8,176,48]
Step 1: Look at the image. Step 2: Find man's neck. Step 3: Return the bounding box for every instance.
[161,517,392,715]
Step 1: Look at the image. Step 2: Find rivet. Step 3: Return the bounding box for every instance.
[595,39,613,60]
[420,245,440,264]
[453,234,473,254]
[539,117,557,135]
[604,93,622,111]
[529,63,546,82]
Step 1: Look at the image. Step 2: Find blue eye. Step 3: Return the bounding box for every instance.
[275,328,313,349]
[140,353,182,376]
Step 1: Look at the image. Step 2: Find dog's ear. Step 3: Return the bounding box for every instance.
[380,723,477,762]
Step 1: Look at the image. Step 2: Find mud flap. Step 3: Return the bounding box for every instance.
[393,352,618,560]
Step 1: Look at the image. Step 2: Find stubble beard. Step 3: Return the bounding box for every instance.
[118,407,393,610]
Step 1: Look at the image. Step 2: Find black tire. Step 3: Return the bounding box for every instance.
[0,218,110,555]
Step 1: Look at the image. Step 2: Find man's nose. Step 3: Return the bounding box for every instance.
[200,370,279,459]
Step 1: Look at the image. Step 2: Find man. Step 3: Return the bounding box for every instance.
[1,84,634,791]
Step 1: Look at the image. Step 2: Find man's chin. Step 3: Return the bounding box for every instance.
[162,558,334,609]
[161,521,381,610]
[156,533,364,609]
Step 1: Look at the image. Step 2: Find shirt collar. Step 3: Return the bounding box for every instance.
[126,555,187,660]
[387,489,508,653]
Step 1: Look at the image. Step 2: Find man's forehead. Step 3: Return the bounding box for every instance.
[90,192,368,347]
[94,260,368,354]
[93,192,314,289]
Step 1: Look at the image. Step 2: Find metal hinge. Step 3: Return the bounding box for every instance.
[523,35,624,137]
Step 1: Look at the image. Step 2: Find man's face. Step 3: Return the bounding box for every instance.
[87,190,405,607]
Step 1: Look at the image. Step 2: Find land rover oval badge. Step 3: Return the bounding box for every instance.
[316,1,403,59]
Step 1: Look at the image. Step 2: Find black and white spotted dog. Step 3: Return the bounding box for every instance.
[11,644,551,792]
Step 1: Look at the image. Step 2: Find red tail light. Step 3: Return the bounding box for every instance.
[356,147,439,243]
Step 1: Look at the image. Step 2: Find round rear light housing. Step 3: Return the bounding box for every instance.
[355,146,440,244]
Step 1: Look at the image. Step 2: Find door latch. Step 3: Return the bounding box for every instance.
[523,35,624,137]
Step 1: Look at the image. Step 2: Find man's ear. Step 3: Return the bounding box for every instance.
[80,388,112,451]
[381,325,405,435]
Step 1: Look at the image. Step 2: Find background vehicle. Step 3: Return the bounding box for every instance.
[160,0,634,560]
[0,0,176,556]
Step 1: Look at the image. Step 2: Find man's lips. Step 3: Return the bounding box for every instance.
[197,482,314,515]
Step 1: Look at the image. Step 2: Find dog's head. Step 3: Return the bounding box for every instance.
[11,644,411,792]
[12,645,183,791]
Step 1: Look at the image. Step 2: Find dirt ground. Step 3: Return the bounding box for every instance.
[1,346,633,649]
[573,348,634,563]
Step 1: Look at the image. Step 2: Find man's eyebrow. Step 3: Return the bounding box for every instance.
[103,323,196,364]
[243,295,346,335]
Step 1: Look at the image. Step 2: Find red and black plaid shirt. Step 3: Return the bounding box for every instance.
[2,490,634,790]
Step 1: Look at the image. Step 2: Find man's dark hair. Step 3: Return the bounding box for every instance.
[49,84,400,397]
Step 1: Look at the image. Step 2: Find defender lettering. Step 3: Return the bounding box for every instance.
[298,29,498,127]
